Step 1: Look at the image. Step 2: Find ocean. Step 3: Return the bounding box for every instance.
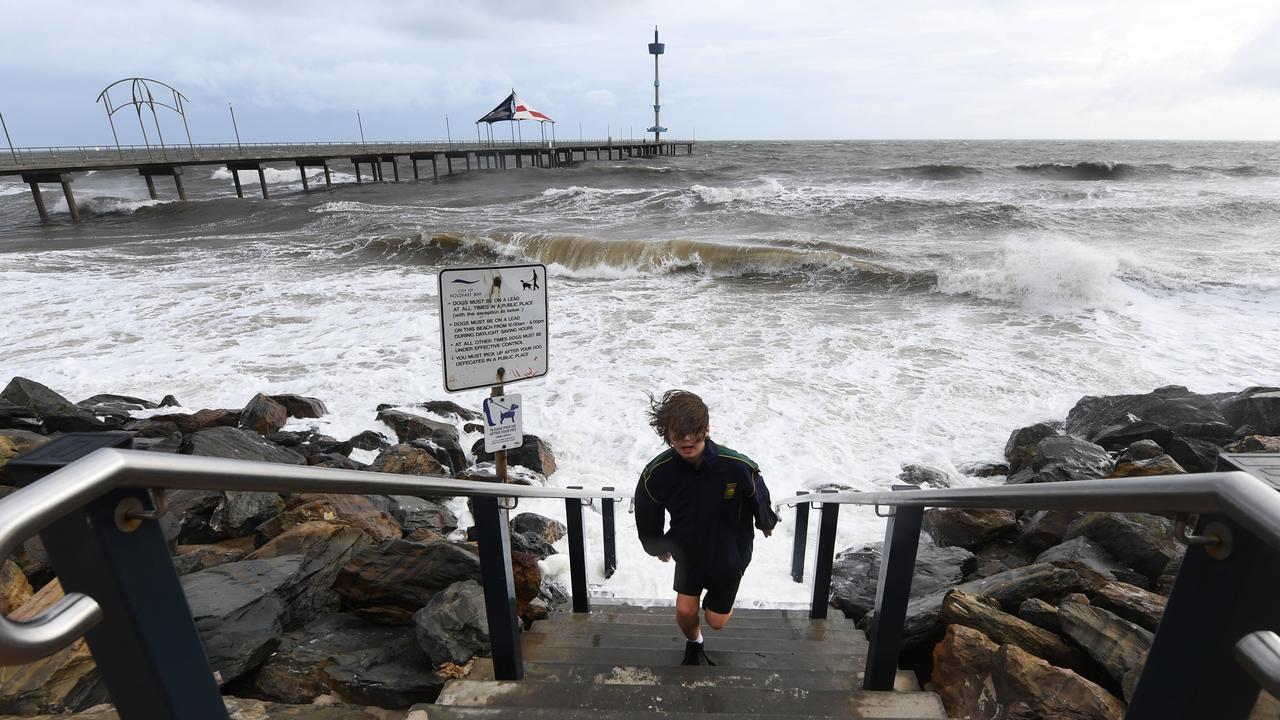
[1,140,1278,605]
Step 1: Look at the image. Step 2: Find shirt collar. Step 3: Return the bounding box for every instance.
[702,437,720,468]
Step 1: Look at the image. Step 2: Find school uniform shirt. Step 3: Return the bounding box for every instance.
[634,438,779,589]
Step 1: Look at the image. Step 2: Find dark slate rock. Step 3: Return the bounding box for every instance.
[368,443,446,477]
[1028,435,1113,483]
[1018,597,1061,632]
[470,434,557,475]
[76,393,158,411]
[419,400,483,422]
[413,579,490,666]
[463,422,483,434]
[1063,512,1179,581]
[1173,421,1237,443]
[511,512,567,544]
[378,408,460,443]
[1035,536,1149,590]
[510,531,557,560]
[333,539,482,623]
[1014,510,1086,554]
[161,490,224,546]
[210,492,284,539]
[1063,386,1226,442]
[957,461,1010,478]
[151,408,239,434]
[0,377,115,432]
[159,394,181,407]
[1162,435,1220,473]
[1218,387,1280,435]
[1117,439,1164,463]
[1004,422,1059,473]
[184,426,307,465]
[385,495,458,534]
[1058,601,1154,702]
[0,398,44,432]
[968,539,1039,580]
[308,453,365,470]
[923,508,1017,548]
[240,393,289,436]
[1090,420,1173,452]
[409,437,464,476]
[269,394,329,419]
[898,463,954,488]
[267,431,302,447]
[829,538,975,622]
[347,430,391,452]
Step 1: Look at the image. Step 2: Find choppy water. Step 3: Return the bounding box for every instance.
[2,140,1278,604]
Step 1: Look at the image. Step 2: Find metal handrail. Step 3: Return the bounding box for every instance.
[778,472,1280,551]
[1235,631,1280,700]
[0,448,628,664]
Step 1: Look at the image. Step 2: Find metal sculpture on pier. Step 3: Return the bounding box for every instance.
[96,78,196,160]
[476,90,555,145]
[647,27,667,142]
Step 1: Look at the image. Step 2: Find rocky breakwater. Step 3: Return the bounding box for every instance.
[0,377,570,719]
[830,384,1280,720]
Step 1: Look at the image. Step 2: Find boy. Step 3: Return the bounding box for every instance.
[634,390,779,666]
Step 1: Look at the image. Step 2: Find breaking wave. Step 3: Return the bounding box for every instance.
[1015,162,1137,181]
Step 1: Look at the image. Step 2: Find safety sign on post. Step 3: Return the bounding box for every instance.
[438,264,548,393]
[483,394,523,453]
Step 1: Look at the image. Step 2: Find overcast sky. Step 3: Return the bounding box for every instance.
[4,0,1280,146]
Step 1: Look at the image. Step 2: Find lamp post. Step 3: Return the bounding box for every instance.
[445,114,452,145]
[0,111,16,164]
[356,109,366,147]
[228,103,242,150]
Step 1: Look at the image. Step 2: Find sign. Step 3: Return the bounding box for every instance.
[438,264,548,393]
[482,394,523,452]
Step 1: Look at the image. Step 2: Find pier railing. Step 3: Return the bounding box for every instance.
[4,435,1273,718]
[784,454,1280,719]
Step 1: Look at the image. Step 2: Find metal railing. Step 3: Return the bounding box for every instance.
[781,462,1280,719]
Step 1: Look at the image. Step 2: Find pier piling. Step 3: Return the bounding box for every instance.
[19,172,80,223]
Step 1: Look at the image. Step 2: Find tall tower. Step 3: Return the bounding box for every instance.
[647,26,667,142]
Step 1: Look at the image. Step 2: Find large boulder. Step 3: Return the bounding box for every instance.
[1227,435,1280,453]
[0,580,109,714]
[240,393,289,436]
[183,426,306,465]
[412,579,491,666]
[210,491,284,539]
[1218,387,1280,435]
[150,408,239,434]
[829,538,975,622]
[898,463,955,488]
[0,560,32,614]
[1091,581,1167,632]
[1111,454,1186,478]
[383,495,458,535]
[418,400,483,422]
[923,508,1017,549]
[1013,510,1085,554]
[368,443,446,477]
[1063,513,1179,581]
[172,536,256,575]
[1063,386,1226,441]
[1058,601,1154,702]
[257,494,402,545]
[511,513,566,544]
[1026,436,1113,484]
[471,434,557,475]
[249,612,445,707]
[940,589,1095,677]
[458,462,546,486]
[968,539,1040,579]
[333,539,482,623]
[0,398,44,432]
[0,377,117,432]
[376,409,466,472]
[1035,536,1149,590]
[269,394,329,419]
[931,624,1125,720]
[1004,422,1060,474]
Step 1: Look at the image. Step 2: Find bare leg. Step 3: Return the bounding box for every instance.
[675,593,702,641]
[704,608,734,631]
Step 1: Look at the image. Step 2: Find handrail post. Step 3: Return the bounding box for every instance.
[863,486,924,691]
[472,495,523,680]
[8,434,229,720]
[601,486,617,579]
[808,493,840,619]
[791,491,810,583]
[565,487,590,613]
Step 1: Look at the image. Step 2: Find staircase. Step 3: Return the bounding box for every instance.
[415,603,949,719]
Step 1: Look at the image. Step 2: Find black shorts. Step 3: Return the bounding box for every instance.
[673,564,742,615]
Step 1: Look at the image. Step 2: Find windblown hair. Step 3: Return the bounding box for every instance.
[647,390,709,443]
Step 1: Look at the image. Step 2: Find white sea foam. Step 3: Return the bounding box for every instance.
[0,185,27,197]
[211,166,323,184]
[691,178,786,204]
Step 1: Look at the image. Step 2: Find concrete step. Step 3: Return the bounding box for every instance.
[470,659,920,692]
[519,645,866,670]
[522,632,866,655]
[549,610,859,630]
[581,604,817,620]
[412,709,885,720]
[532,616,865,642]
[435,680,948,718]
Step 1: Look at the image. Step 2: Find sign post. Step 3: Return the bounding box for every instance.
[439,263,548,482]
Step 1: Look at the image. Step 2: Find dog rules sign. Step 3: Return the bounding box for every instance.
[438,264,548,393]
[482,394,523,452]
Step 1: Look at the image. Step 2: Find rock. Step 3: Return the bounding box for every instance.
[968,539,1039,579]
[260,494,402,545]
[457,462,546,486]
[419,400,482,422]
[247,521,373,566]
[511,512,567,544]
[1017,598,1060,632]
[1058,601,1153,701]
[184,426,306,464]
[334,539,482,623]
[1035,536,1150,590]
[510,531,557,560]
[1154,548,1183,596]
[1063,592,1091,605]
[1014,510,1085,554]
[308,453,365,470]
[0,429,51,484]
[0,580,109,714]
[34,696,410,719]
[385,495,458,535]
[1089,420,1173,452]
[829,538,975,622]
[1117,439,1164,462]
[923,508,1017,548]
[368,443,446,477]
[159,490,223,546]
[0,398,44,432]
[0,560,32,614]
[463,422,483,434]
[511,551,542,623]
[240,394,289,436]
[1219,387,1280,436]
[347,430,391,452]
[211,492,285,539]
[1027,436,1113,483]
[1163,435,1221,473]
[268,431,303,447]
[173,537,256,575]
[377,408,463,457]
[248,612,444,707]
[76,393,157,411]
[1091,581,1167,632]
[471,434,557,476]
[1111,454,1186,478]
[268,394,329,419]
[1063,512,1179,581]
[408,437,464,475]
[1227,435,1280,453]
[931,624,1125,720]
[16,535,53,589]
[941,589,1093,675]
[0,377,116,432]
[957,461,1010,478]
[1064,386,1226,441]
[413,580,491,666]
[1174,421,1237,443]
[151,408,239,434]
[158,394,181,407]
[1004,422,1059,474]
[898,464,954,488]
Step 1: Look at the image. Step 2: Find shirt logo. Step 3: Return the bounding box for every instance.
[724,482,736,499]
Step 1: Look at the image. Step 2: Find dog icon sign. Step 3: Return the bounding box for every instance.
[482,394,524,453]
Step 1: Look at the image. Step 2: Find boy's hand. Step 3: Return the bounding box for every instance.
[659,553,671,562]
[762,528,772,538]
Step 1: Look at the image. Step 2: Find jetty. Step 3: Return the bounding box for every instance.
[0,138,694,223]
